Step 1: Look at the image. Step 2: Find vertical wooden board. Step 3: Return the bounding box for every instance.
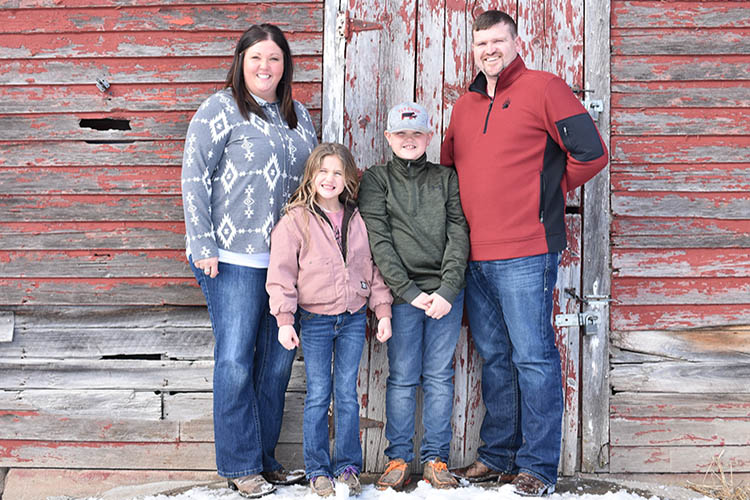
[518,0,547,72]
[556,214,582,475]
[416,0,446,160]
[362,332,389,472]
[356,322,373,468]
[582,0,612,474]
[322,0,346,142]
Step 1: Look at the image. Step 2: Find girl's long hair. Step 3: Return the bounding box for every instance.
[286,143,360,214]
[284,143,360,246]
[225,24,298,128]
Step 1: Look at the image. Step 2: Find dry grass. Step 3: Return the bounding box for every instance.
[687,452,750,500]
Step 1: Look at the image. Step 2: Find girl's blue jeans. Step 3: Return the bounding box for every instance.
[190,258,296,478]
[299,306,366,479]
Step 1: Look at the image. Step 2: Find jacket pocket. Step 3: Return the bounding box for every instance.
[298,257,335,304]
[538,171,546,223]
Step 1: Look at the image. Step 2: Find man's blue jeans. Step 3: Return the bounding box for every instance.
[191,258,296,478]
[299,307,366,479]
[384,290,464,463]
[464,253,562,487]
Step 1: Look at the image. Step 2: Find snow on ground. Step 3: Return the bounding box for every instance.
[84,479,671,500]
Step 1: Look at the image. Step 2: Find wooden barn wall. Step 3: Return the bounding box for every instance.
[0,0,323,470]
[608,0,750,473]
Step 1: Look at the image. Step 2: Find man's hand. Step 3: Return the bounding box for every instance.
[193,257,219,278]
[278,324,299,350]
[410,292,431,311]
[376,317,392,343]
[425,293,451,320]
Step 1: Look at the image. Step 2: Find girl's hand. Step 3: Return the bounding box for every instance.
[425,293,451,320]
[194,257,219,278]
[278,324,299,350]
[376,317,392,343]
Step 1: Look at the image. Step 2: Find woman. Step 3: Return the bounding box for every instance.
[181,24,318,498]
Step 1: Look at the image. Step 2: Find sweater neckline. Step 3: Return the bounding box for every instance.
[390,153,428,172]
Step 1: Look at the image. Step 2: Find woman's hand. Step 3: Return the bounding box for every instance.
[376,317,392,343]
[278,324,299,350]
[194,257,219,278]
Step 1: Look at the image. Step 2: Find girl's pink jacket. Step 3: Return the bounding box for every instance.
[266,205,393,327]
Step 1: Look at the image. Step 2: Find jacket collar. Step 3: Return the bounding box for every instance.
[389,152,428,173]
[468,55,526,98]
[312,200,356,261]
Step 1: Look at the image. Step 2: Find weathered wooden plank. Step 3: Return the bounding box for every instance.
[613,304,750,331]
[612,81,750,108]
[0,440,303,471]
[613,249,750,278]
[610,345,670,364]
[0,325,212,359]
[612,1,750,29]
[612,28,750,55]
[0,413,180,442]
[612,108,750,136]
[611,136,750,164]
[611,164,750,192]
[611,218,750,249]
[0,83,322,114]
[0,0,320,7]
[613,277,750,305]
[612,417,750,447]
[320,0,344,143]
[0,195,183,222]
[0,278,203,306]
[0,357,307,392]
[164,391,304,443]
[0,32,321,59]
[0,5,322,33]
[611,361,750,393]
[1,222,186,250]
[611,393,750,418]
[612,55,750,81]
[0,57,320,85]
[610,445,750,473]
[611,327,750,363]
[0,359,214,391]
[0,389,161,419]
[0,114,191,141]
[582,0,612,472]
[416,0,447,161]
[0,250,192,278]
[0,141,183,167]
[10,305,208,329]
[612,192,750,219]
[1,469,221,500]
[3,167,181,195]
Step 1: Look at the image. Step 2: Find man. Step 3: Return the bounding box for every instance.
[440,10,608,497]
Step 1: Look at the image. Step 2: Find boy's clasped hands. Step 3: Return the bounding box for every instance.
[411,292,452,320]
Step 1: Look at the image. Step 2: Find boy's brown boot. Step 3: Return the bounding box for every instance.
[375,458,409,491]
[423,458,458,489]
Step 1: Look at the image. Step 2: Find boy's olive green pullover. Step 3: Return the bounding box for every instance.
[358,153,469,305]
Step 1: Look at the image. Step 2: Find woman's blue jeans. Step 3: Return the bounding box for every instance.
[464,252,562,487]
[190,258,296,478]
[299,307,366,479]
[384,290,464,464]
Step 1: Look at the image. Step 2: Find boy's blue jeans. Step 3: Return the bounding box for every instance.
[384,290,464,463]
[190,258,296,478]
[299,307,366,479]
[464,252,562,487]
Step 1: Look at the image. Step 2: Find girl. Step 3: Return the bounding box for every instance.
[266,143,392,497]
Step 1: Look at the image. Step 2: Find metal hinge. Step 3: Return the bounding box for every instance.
[584,99,604,121]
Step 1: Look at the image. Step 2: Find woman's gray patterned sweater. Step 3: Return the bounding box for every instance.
[181,89,318,261]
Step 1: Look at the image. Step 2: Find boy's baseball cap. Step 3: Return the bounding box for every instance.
[386,102,431,133]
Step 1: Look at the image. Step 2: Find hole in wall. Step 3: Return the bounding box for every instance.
[79,118,131,131]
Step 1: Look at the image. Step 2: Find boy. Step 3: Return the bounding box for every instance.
[358,102,470,490]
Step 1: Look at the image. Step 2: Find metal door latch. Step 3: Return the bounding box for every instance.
[555,311,599,335]
[584,99,604,121]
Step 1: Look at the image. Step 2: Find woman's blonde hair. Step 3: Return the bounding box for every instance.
[285,142,360,213]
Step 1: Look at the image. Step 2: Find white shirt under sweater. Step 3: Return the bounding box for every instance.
[181,89,318,267]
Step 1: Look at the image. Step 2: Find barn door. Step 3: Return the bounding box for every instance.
[322,0,609,474]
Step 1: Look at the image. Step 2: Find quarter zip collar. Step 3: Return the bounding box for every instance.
[469,56,526,99]
[389,152,428,175]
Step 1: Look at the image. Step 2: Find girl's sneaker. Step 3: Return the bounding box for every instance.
[310,475,335,497]
[336,465,362,496]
